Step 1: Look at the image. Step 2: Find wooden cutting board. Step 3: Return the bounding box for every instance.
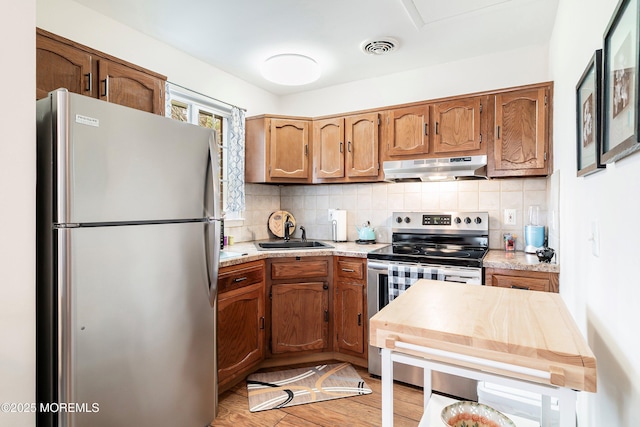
[268,210,296,238]
[369,280,597,392]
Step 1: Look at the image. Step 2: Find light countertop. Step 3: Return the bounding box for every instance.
[483,250,560,273]
[218,240,388,268]
[219,241,560,273]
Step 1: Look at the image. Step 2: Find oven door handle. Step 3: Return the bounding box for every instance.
[367,261,391,271]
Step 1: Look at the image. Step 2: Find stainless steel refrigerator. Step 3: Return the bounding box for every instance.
[36,89,221,427]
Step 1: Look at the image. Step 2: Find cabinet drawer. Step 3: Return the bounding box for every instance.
[490,274,549,292]
[271,259,329,280]
[336,258,365,280]
[219,261,265,294]
[485,267,558,293]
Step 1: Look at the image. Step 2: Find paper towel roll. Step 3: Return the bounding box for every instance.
[329,209,347,242]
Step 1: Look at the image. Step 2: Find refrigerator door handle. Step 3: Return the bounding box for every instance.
[58,229,74,427]
[205,218,221,306]
[205,132,221,307]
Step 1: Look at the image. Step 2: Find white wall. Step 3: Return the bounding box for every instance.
[549,0,640,425]
[0,0,36,426]
[36,0,280,116]
[280,45,550,116]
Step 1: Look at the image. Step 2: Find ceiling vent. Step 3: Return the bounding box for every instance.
[361,38,399,55]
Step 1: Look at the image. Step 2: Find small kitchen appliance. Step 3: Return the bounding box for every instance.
[328,208,347,242]
[356,221,376,243]
[525,205,545,254]
[367,211,489,401]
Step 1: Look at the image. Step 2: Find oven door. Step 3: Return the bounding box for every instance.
[366,259,480,401]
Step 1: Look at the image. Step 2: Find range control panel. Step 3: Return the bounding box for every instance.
[392,211,489,233]
[422,214,451,226]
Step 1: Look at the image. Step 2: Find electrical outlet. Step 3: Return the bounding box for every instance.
[504,209,516,225]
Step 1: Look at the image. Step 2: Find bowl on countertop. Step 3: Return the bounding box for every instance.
[441,401,515,427]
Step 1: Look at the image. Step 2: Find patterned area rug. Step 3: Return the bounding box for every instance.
[246,362,372,412]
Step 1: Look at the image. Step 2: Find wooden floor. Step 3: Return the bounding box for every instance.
[210,365,425,427]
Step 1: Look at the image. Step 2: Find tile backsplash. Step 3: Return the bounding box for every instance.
[226,178,554,251]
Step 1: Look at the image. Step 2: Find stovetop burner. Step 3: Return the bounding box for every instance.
[367,211,489,268]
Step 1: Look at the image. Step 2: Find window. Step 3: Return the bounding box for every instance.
[166,83,244,219]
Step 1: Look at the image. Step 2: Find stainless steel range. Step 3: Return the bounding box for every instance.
[367,211,489,400]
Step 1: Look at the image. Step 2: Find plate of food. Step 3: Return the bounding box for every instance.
[441,401,515,427]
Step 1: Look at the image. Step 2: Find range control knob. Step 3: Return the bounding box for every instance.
[454,217,462,224]
[395,216,403,224]
[475,217,482,224]
[464,217,472,224]
[404,217,411,224]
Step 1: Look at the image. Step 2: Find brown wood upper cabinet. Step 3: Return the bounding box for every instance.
[313,113,380,182]
[432,97,483,156]
[36,28,166,115]
[384,104,430,157]
[489,87,551,177]
[246,116,312,183]
[383,97,485,161]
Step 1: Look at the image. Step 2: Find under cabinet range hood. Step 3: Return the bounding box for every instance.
[383,155,487,181]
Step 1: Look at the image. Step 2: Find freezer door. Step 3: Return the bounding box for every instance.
[50,90,216,224]
[58,222,216,427]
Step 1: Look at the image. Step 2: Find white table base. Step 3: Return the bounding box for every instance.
[381,347,577,427]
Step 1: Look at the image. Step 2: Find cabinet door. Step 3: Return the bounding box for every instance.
[493,88,548,175]
[386,105,429,157]
[271,282,329,354]
[335,281,365,356]
[345,113,379,177]
[269,119,310,179]
[217,282,265,387]
[98,59,165,115]
[313,117,345,179]
[36,34,93,100]
[432,97,483,155]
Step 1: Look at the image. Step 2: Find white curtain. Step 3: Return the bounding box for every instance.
[226,106,245,213]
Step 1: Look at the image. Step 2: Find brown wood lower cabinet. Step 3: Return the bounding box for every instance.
[334,257,367,359]
[219,256,371,390]
[271,281,329,354]
[267,257,332,357]
[217,260,265,391]
[485,267,559,293]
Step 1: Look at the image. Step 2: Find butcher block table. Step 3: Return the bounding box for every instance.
[369,280,596,427]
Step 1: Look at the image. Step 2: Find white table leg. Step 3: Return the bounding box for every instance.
[423,364,432,410]
[381,348,394,427]
[558,389,577,427]
[540,395,551,427]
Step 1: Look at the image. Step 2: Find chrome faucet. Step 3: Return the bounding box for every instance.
[283,215,294,241]
[300,226,307,242]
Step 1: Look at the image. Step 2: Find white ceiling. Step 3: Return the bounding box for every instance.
[72,0,559,96]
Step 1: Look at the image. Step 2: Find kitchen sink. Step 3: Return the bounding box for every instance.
[255,240,334,250]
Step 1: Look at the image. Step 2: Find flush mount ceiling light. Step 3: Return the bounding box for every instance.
[260,54,321,86]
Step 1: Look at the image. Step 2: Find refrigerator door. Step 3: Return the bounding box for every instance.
[50,89,216,224]
[59,222,216,427]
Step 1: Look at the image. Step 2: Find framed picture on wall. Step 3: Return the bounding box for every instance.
[602,0,640,164]
[576,49,605,176]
